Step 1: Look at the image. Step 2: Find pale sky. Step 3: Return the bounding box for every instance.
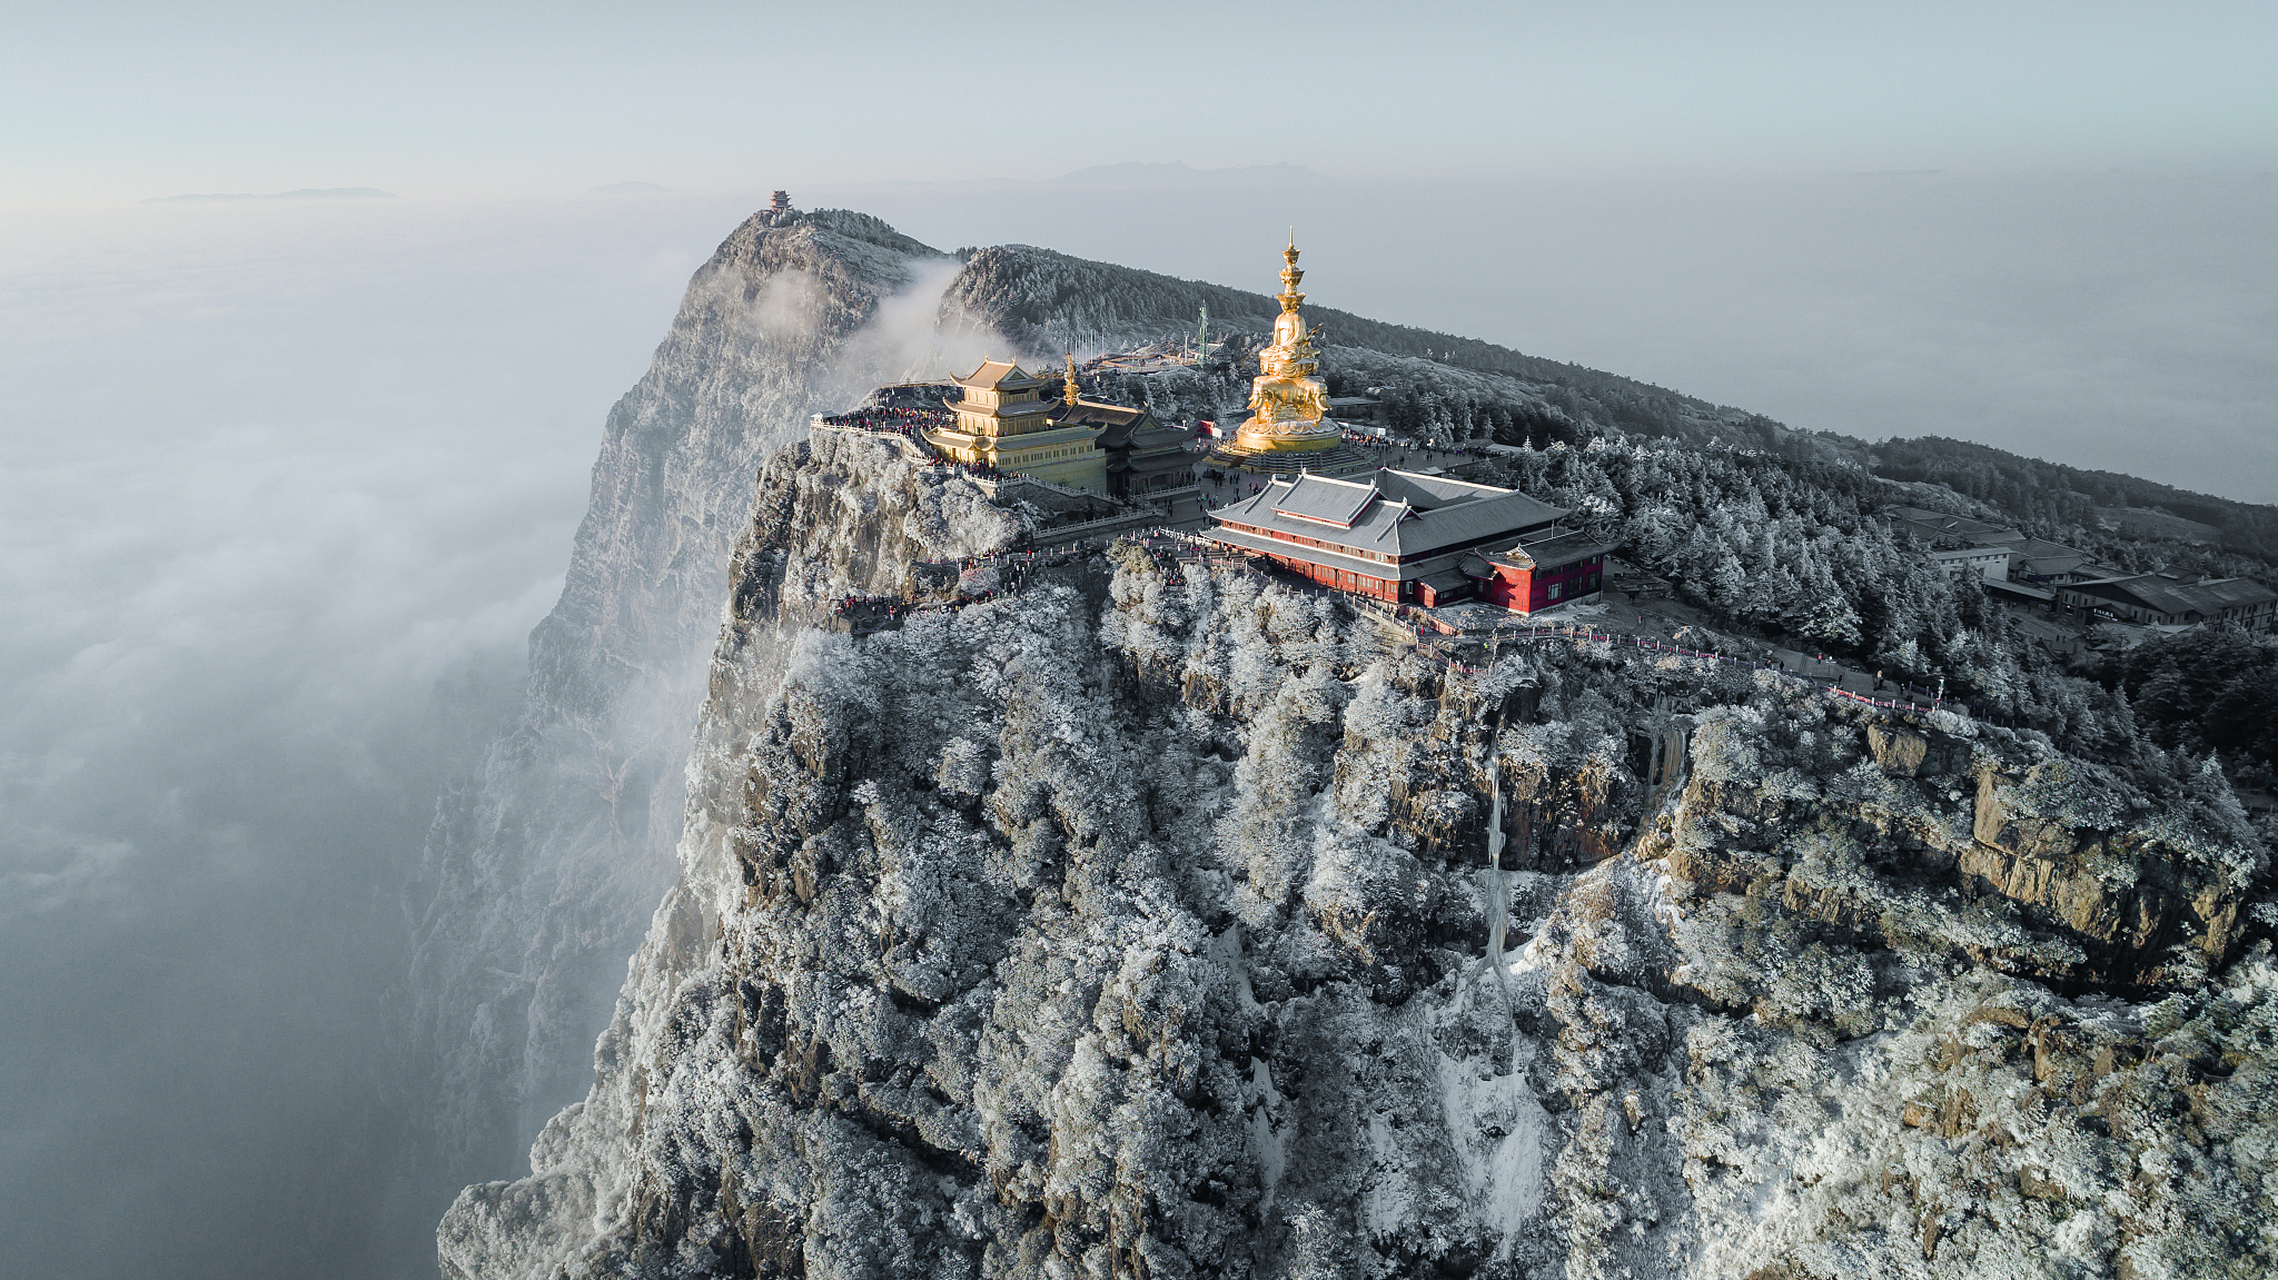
[4,1,2275,204]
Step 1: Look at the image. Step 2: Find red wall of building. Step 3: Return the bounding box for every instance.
[1481,556,1605,614]
[1264,553,1396,600]
[1533,558,1603,610]
[1226,519,1602,611]
[1483,565,1531,611]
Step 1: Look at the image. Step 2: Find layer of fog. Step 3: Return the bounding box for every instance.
[0,195,752,1280]
[1,168,2269,1280]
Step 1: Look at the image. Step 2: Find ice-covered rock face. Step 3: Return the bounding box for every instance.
[442,445,2275,1280]
[408,208,962,1184]
[412,211,1797,1204]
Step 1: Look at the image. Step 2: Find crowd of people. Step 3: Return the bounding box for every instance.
[816,405,953,437]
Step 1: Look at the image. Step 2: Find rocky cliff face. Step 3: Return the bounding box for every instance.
[441,441,2275,1280]
[405,208,1591,1196]
[411,209,1819,1202]
[408,208,964,1181]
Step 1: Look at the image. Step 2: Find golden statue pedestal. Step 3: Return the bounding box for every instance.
[1207,421,1371,474]
[1224,418,1344,457]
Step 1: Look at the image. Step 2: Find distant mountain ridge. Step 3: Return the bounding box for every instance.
[944,242,2278,566]
[1867,435,2278,564]
[943,242,1751,435]
[1049,160,1327,188]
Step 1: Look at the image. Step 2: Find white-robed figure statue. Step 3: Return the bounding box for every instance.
[1231,240,1343,456]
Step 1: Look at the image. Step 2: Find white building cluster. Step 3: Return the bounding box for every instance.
[1886,505,2275,631]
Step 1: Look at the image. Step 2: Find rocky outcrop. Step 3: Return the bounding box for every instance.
[1867,723,1964,777]
[1966,762,2246,983]
[1673,706,2255,990]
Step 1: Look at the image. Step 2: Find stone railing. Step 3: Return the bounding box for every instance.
[1024,509,1169,546]
[807,419,934,462]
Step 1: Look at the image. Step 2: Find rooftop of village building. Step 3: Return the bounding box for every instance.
[2074,573,2278,618]
[1885,505,2031,548]
[1479,526,1616,572]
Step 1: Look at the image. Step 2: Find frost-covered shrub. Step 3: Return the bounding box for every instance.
[2006,757,2127,830]
[1221,668,1350,927]
[1329,673,1417,833]
[1689,706,1767,787]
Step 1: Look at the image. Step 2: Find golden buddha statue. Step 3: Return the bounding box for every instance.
[1230,239,1342,457]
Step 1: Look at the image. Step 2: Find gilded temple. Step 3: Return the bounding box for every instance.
[920,356,1195,496]
[924,359,1111,492]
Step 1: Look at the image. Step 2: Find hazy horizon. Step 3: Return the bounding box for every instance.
[9,2,2274,202]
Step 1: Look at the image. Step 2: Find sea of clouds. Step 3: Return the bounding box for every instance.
[0,169,2269,1280]
[0,194,747,1279]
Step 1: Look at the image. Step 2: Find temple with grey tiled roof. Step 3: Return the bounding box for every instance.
[1042,394,1193,497]
[2054,573,2278,631]
[1206,469,1613,611]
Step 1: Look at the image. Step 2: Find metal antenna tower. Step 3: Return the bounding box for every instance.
[1195,305,1208,367]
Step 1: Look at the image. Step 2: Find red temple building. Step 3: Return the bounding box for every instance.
[1205,469,1614,612]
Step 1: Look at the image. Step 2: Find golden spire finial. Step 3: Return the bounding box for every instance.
[1063,352,1079,406]
[1277,236,1305,314]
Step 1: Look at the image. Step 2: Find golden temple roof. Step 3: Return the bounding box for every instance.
[956,359,1051,392]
